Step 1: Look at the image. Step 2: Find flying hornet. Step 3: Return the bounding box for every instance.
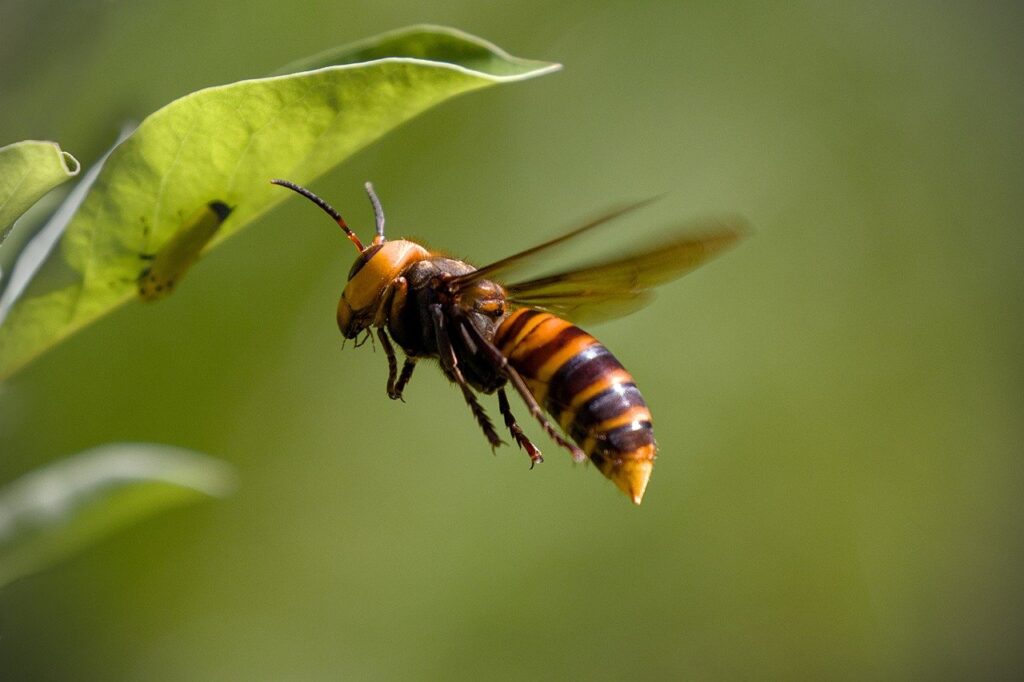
[272,179,744,504]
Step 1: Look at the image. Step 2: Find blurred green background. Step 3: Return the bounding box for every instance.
[2,1,1022,679]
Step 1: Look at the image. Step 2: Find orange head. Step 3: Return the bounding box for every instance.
[271,179,429,338]
[336,239,428,337]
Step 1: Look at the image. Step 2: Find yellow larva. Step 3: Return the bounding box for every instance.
[137,201,232,301]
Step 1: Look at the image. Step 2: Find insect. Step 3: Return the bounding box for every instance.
[272,179,744,504]
[137,200,233,301]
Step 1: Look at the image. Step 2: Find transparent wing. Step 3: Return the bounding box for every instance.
[449,199,659,288]
[501,221,746,324]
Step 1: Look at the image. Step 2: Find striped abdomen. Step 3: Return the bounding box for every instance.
[493,308,656,503]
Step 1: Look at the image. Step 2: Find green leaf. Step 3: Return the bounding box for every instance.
[0,140,80,245]
[0,127,133,328]
[0,443,235,587]
[0,25,559,379]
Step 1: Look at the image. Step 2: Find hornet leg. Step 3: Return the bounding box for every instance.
[392,358,416,402]
[498,388,544,468]
[430,305,503,451]
[459,316,586,463]
[373,277,413,400]
[376,328,402,400]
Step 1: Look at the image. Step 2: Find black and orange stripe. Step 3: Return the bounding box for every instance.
[493,308,656,502]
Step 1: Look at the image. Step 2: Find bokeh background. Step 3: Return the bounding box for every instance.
[2,1,1022,679]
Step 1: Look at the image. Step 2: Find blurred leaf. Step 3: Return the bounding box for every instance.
[0,140,80,245]
[0,443,235,587]
[0,25,559,380]
[0,127,132,326]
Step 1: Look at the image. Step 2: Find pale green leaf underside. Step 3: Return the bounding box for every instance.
[0,25,559,379]
[0,140,80,245]
[0,443,235,587]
